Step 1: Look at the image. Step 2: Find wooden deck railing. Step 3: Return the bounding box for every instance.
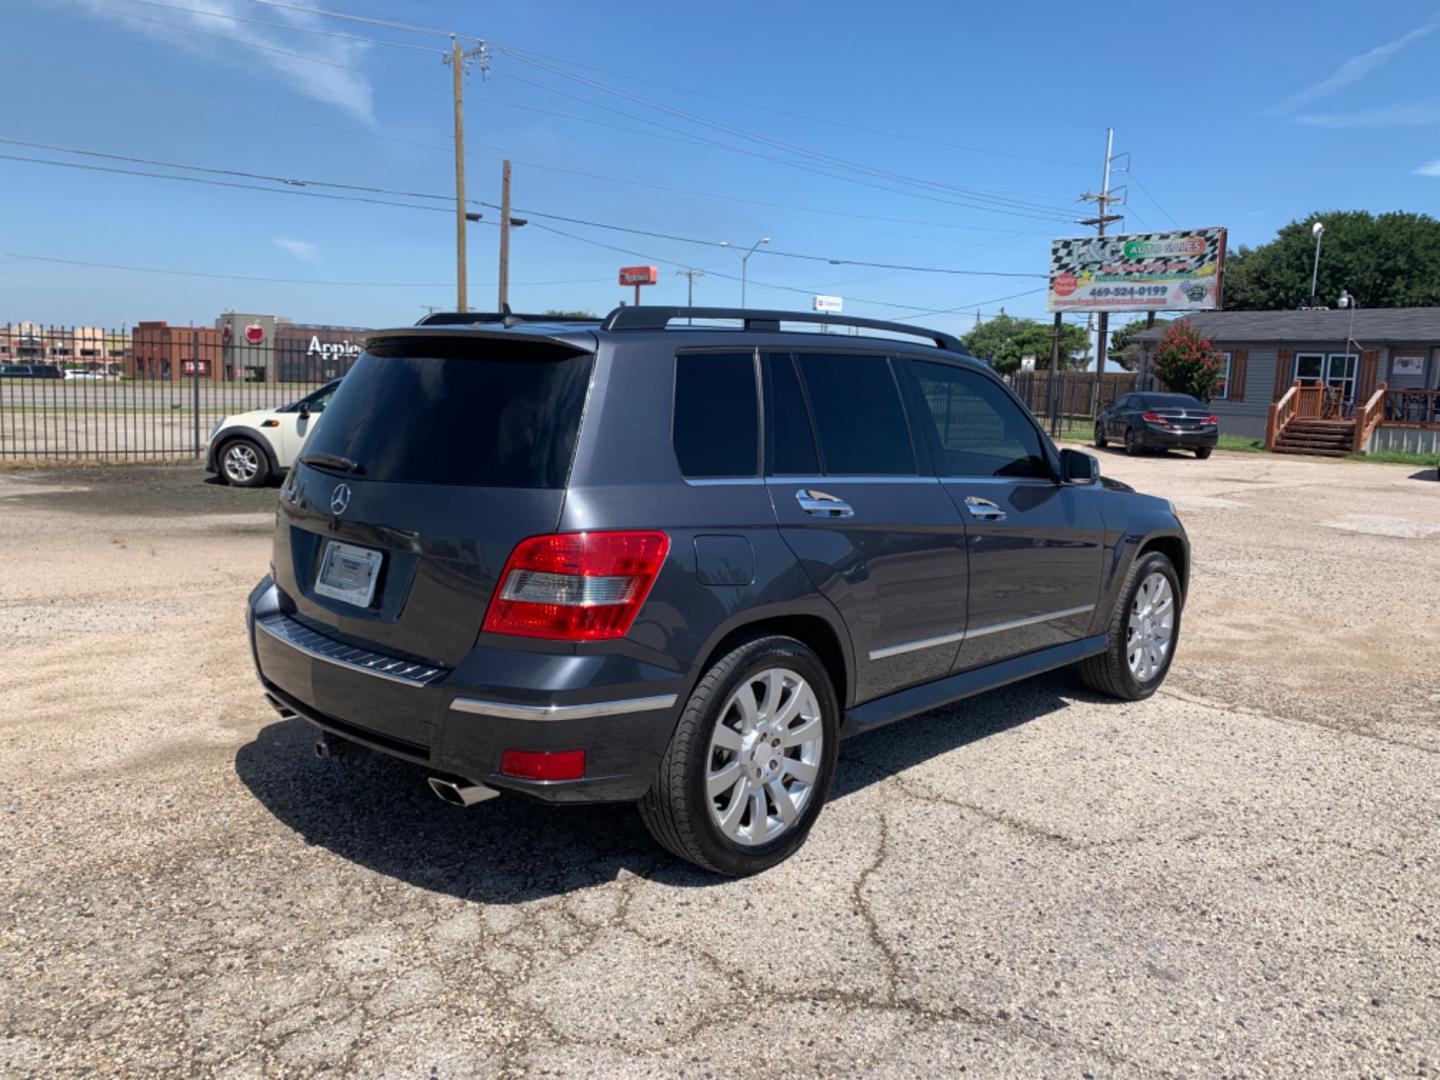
[1265,382,1300,450]
[1352,382,1389,452]
[1382,388,1440,429]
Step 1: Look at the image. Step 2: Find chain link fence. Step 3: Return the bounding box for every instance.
[0,324,363,462]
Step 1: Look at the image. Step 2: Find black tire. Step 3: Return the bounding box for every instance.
[1124,427,1140,456]
[218,436,271,488]
[638,634,840,877]
[1194,447,1213,460]
[1076,551,1182,701]
[1093,423,1108,448]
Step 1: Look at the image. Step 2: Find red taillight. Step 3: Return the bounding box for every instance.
[482,531,670,641]
[1141,411,1163,423]
[1201,415,1218,425]
[500,749,586,781]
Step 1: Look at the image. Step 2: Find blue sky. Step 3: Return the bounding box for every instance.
[2,0,1438,340]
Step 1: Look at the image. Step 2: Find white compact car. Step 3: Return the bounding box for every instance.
[206,380,340,487]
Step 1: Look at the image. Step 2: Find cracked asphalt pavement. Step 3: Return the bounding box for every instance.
[2,454,1438,1077]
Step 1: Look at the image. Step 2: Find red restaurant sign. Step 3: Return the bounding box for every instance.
[618,265,658,286]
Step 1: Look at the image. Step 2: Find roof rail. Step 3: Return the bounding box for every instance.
[416,309,601,328]
[599,306,965,352]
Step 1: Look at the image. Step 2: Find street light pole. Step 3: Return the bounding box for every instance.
[738,237,770,308]
[1309,220,1325,307]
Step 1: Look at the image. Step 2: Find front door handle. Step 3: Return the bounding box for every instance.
[795,488,854,518]
[964,495,1007,521]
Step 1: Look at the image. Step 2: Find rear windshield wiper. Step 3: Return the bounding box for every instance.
[301,452,365,475]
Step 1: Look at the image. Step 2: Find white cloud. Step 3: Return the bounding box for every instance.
[68,0,376,124]
[1296,101,1440,127]
[1270,9,1440,115]
[273,237,318,259]
[1415,161,1440,176]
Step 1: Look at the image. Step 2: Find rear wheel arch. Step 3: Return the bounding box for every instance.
[692,613,850,712]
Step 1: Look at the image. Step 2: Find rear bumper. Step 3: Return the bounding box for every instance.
[1136,426,1217,449]
[245,577,685,803]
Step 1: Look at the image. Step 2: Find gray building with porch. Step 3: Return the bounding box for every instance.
[1136,308,1440,455]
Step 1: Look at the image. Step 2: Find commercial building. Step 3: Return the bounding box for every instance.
[1137,308,1440,454]
[129,321,224,381]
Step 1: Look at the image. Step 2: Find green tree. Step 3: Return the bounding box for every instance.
[1108,316,1169,372]
[964,314,1089,374]
[1150,322,1224,403]
[1223,210,1440,310]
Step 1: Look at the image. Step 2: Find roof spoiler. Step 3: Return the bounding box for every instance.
[416,306,600,329]
[599,305,965,352]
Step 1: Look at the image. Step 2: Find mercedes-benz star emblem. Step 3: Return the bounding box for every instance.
[329,483,351,516]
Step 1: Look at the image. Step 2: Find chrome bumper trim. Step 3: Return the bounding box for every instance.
[254,613,448,687]
[867,604,1095,661]
[449,693,679,721]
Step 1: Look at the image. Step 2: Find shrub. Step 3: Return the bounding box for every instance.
[1150,322,1224,403]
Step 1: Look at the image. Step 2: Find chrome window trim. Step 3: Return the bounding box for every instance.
[450,694,679,721]
[866,604,1095,661]
[254,614,447,687]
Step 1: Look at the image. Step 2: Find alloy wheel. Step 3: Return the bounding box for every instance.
[223,443,260,483]
[1126,571,1174,682]
[705,667,824,848]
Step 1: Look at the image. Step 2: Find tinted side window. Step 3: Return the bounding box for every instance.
[763,353,819,475]
[795,353,915,475]
[673,352,758,477]
[907,360,1050,479]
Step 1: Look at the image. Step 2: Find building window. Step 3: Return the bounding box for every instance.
[1295,352,1357,402]
[1214,351,1232,400]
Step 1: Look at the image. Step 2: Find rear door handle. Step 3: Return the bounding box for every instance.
[964,495,1007,521]
[795,488,854,518]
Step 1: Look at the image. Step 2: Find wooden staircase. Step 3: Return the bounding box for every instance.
[1266,381,1388,458]
[1272,419,1354,457]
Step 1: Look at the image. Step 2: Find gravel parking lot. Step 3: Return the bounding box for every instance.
[2,453,1437,1077]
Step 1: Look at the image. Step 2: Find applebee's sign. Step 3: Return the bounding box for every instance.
[306,335,360,361]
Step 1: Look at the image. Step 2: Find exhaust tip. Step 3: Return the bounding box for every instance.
[427,776,500,807]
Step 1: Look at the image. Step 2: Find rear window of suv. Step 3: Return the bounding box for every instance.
[302,339,594,488]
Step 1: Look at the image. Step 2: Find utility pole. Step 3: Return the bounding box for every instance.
[1079,127,1126,419]
[497,159,512,311]
[676,269,705,308]
[443,37,489,313]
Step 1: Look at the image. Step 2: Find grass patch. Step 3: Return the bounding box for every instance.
[1216,434,1266,453]
[1346,449,1438,466]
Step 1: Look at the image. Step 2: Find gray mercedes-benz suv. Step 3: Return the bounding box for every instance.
[246,306,1188,876]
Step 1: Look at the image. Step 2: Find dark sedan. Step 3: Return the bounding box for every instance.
[1095,392,1218,458]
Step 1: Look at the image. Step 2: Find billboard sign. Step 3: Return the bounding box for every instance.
[813,294,843,314]
[1047,227,1226,313]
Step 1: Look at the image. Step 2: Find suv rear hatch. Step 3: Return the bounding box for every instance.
[272,329,596,669]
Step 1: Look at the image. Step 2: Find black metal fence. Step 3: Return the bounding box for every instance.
[1008,369,1137,435]
[0,324,363,461]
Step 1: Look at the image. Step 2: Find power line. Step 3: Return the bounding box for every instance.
[76,0,440,89]
[111,0,441,52]
[0,138,1051,278]
[495,52,1077,218]
[0,152,462,215]
[487,44,1089,169]
[0,251,610,288]
[1129,172,1180,229]
[247,0,457,39]
[216,0,1080,222]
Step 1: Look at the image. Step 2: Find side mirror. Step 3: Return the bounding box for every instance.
[297,402,311,419]
[1060,447,1100,484]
